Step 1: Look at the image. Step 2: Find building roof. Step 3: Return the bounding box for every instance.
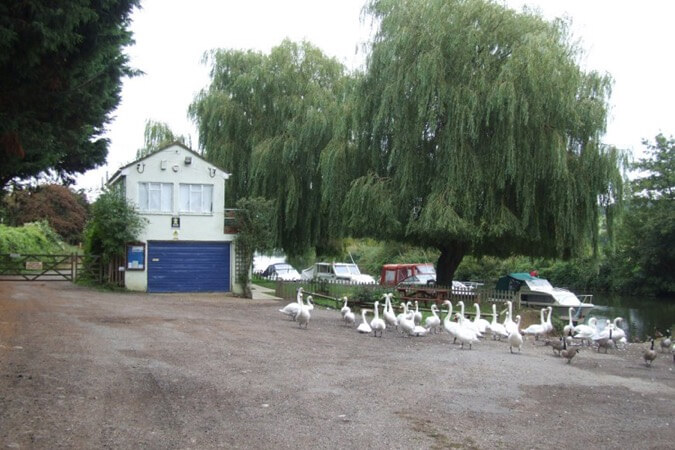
[107,141,230,185]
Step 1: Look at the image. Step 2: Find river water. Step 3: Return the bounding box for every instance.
[584,294,675,342]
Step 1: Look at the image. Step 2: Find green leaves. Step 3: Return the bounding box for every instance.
[83,188,145,263]
[190,40,349,255]
[0,0,140,188]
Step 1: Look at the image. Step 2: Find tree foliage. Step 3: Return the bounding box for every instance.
[234,197,277,297]
[189,40,350,255]
[135,119,189,159]
[608,134,674,295]
[2,184,88,244]
[83,188,145,263]
[0,221,68,254]
[330,0,623,283]
[0,0,140,189]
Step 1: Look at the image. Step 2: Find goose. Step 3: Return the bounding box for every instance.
[472,303,491,334]
[561,338,580,364]
[544,337,566,356]
[508,315,523,354]
[457,301,483,337]
[521,308,547,341]
[643,338,657,366]
[442,300,460,343]
[413,301,423,325]
[370,301,386,337]
[596,327,615,353]
[295,291,310,329]
[357,309,373,334]
[454,313,480,349]
[424,304,441,333]
[489,304,508,341]
[383,294,398,328]
[340,296,350,318]
[660,329,672,353]
[343,309,356,327]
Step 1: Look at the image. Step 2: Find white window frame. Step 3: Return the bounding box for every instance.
[179,183,213,214]
[138,182,173,213]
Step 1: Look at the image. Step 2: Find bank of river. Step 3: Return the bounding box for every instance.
[585,294,675,341]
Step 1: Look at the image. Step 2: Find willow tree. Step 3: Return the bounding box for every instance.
[135,119,189,159]
[189,40,349,255]
[333,0,623,284]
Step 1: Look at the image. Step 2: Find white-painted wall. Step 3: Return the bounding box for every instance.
[111,143,239,293]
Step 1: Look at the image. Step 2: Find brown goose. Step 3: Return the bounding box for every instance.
[643,338,657,367]
[561,339,580,364]
[545,337,565,356]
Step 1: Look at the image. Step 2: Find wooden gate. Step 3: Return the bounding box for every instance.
[0,253,123,285]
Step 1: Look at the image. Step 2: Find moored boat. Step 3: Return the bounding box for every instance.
[496,272,594,322]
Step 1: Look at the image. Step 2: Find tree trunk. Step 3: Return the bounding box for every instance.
[436,243,468,285]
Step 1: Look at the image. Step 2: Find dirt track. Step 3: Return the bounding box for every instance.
[1,282,673,449]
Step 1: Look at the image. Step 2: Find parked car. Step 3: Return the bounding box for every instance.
[261,263,302,281]
[380,263,436,286]
[301,262,377,284]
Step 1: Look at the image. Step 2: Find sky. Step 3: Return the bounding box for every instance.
[75,0,675,198]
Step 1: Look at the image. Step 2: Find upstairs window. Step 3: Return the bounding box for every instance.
[179,184,213,213]
[138,182,173,212]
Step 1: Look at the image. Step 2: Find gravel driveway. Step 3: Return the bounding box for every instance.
[1,282,673,449]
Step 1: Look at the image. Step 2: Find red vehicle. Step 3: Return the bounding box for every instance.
[379,263,436,286]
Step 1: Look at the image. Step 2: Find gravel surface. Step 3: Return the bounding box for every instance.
[1,282,673,449]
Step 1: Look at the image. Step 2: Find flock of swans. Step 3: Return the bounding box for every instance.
[279,288,674,366]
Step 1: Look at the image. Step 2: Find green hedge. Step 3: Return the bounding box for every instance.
[0,221,69,254]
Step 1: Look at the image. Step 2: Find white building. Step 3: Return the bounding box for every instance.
[108,142,241,294]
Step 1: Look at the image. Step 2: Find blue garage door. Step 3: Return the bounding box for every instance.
[147,241,231,293]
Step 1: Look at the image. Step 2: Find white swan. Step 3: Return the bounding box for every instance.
[383,294,398,328]
[413,301,423,325]
[343,309,355,326]
[454,313,480,349]
[357,309,372,334]
[503,301,518,336]
[305,295,314,311]
[573,317,598,346]
[489,304,508,341]
[279,287,305,320]
[563,307,575,337]
[521,308,547,341]
[442,300,460,343]
[340,296,350,318]
[543,306,553,334]
[508,315,523,353]
[472,303,491,334]
[398,310,416,337]
[424,304,441,333]
[396,302,414,330]
[412,324,429,336]
[457,301,483,337]
[370,301,386,337]
[295,290,310,329]
[609,317,626,344]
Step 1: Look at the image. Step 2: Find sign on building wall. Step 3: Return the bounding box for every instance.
[126,243,146,270]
